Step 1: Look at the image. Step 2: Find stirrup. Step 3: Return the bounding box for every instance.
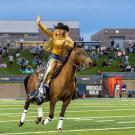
[43,84,49,95]
[37,96,45,105]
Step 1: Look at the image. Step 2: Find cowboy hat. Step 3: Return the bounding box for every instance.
[55,23,69,32]
[63,25,69,32]
[54,22,64,29]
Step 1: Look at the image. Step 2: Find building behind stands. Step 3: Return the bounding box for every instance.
[91,28,135,49]
[0,20,80,47]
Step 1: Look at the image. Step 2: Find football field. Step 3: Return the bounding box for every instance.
[0,99,135,135]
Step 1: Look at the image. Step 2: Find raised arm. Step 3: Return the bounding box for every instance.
[36,16,53,38]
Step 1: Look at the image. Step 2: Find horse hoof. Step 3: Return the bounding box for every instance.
[35,117,42,124]
[58,128,63,132]
[18,121,24,127]
[41,119,45,125]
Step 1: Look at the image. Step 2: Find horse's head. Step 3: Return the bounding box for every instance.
[70,46,93,70]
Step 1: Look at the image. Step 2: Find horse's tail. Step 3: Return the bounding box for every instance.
[24,75,31,94]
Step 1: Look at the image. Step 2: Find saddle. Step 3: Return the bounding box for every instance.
[36,56,68,80]
[51,56,68,79]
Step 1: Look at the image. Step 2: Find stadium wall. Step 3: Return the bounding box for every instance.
[0,73,135,99]
[0,83,26,99]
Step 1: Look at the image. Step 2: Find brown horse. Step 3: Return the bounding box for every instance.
[18,46,92,130]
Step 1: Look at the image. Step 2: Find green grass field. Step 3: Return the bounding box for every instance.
[0,99,135,134]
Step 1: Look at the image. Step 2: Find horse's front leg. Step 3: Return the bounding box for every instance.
[18,99,31,127]
[42,99,56,125]
[57,99,71,131]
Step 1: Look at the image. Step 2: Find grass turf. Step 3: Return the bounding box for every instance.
[0,99,135,134]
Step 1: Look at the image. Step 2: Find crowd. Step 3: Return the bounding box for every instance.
[0,46,8,68]
[0,41,135,74]
[0,43,46,74]
[31,45,44,67]
[86,42,135,73]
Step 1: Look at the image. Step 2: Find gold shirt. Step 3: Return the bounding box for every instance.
[38,23,74,56]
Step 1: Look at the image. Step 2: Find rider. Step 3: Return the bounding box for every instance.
[36,16,75,101]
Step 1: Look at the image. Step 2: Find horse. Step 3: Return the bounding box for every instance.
[18,46,93,130]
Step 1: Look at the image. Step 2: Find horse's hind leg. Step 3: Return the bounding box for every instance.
[18,99,31,127]
[57,99,71,130]
[35,104,43,124]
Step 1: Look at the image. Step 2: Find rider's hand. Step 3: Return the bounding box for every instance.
[36,16,41,26]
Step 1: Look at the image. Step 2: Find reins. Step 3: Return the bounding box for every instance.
[70,50,88,71]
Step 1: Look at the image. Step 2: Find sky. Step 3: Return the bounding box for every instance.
[0,0,135,40]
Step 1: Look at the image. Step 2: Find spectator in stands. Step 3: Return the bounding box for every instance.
[133,44,135,53]
[33,56,40,65]
[91,50,97,59]
[110,39,114,48]
[126,65,131,72]
[15,48,21,58]
[108,55,114,62]
[131,65,135,72]
[20,43,23,51]
[123,60,129,67]
[0,54,7,68]
[108,61,112,67]
[119,62,125,72]
[102,60,108,67]
[92,60,97,67]
[84,45,89,52]
[0,46,3,55]
[0,54,3,64]
[21,64,26,71]
[31,46,36,54]
[27,64,33,71]
[124,55,129,62]
[3,45,8,56]
[96,70,102,77]
[8,54,14,64]
[117,51,122,57]
[20,58,27,71]
[116,44,120,51]
[17,57,23,65]
[7,43,10,48]
[128,45,133,53]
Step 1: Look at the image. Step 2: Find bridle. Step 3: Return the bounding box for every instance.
[70,50,89,71]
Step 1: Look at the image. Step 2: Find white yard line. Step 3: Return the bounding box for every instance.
[1,107,134,110]
[1,127,135,135]
[1,108,135,113]
[1,110,135,119]
[0,120,33,123]
[83,115,135,119]
[7,115,135,119]
[1,116,135,123]
[117,121,135,124]
[0,118,92,123]
[121,99,135,102]
[75,119,93,121]
[1,105,135,108]
[95,120,114,123]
